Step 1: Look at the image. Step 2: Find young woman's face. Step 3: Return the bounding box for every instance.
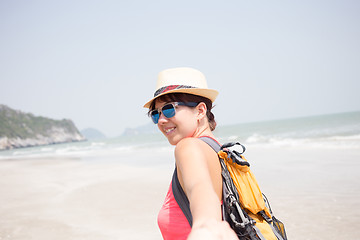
[154,100,199,145]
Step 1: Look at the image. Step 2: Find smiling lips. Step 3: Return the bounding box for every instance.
[164,127,175,134]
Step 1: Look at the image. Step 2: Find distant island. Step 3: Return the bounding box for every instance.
[80,128,106,140]
[0,104,85,150]
[121,122,158,136]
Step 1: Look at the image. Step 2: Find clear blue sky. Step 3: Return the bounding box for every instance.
[1,0,359,137]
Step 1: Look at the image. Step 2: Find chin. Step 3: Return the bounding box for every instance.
[166,135,181,146]
[167,138,178,146]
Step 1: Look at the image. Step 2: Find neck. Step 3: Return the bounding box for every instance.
[193,120,214,139]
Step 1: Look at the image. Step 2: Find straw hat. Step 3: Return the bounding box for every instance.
[143,67,219,108]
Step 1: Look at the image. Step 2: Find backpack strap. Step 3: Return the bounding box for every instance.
[172,167,193,227]
[199,136,221,152]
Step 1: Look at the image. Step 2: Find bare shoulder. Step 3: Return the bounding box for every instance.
[175,137,222,200]
[175,137,205,149]
[175,137,211,154]
[175,137,218,165]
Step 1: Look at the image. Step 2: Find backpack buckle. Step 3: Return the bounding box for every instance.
[221,142,250,167]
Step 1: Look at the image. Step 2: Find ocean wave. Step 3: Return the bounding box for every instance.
[0,137,172,161]
[242,133,360,149]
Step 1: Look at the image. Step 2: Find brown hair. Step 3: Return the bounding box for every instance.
[149,93,217,131]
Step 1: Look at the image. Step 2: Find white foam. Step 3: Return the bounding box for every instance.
[243,133,360,149]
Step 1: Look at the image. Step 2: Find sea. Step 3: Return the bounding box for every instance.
[1,111,359,161]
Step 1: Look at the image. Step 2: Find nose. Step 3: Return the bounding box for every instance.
[157,112,168,124]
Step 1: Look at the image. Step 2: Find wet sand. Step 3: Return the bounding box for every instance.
[0,146,359,239]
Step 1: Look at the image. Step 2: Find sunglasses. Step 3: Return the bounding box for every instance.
[149,102,198,124]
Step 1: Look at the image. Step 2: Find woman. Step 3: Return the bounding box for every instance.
[143,67,238,239]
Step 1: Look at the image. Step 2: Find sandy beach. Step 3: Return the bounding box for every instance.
[0,145,359,240]
[0,148,175,240]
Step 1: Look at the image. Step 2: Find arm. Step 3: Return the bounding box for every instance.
[175,138,237,239]
[175,137,221,224]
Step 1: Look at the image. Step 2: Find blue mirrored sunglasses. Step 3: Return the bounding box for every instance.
[149,102,198,124]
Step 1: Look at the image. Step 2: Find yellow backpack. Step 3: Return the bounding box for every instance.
[200,137,287,240]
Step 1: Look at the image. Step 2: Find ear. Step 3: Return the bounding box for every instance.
[196,102,207,120]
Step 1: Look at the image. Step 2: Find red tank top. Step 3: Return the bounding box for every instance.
[157,181,191,239]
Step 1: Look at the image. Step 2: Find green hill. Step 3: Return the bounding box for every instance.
[0,104,85,150]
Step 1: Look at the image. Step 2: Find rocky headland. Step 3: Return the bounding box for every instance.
[0,104,85,150]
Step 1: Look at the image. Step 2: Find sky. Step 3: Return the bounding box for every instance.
[1,0,359,137]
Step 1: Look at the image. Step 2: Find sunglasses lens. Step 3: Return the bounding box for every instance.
[162,104,176,118]
[150,103,177,124]
[151,110,160,124]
